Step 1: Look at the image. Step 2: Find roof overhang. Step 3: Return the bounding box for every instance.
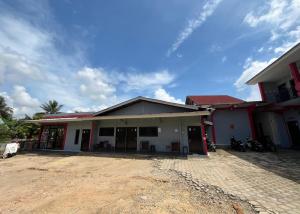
[247,43,300,85]
[28,111,210,124]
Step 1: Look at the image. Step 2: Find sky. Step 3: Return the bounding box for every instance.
[0,0,300,117]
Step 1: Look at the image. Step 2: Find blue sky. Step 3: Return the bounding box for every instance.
[0,0,299,117]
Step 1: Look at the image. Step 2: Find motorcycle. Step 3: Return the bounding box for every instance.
[261,136,277,152]
[246,137,264,152]
[230,136,246,152]
[207,138,216,152]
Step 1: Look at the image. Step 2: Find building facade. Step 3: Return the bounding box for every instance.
[36,97,211,154]
[247,43,300,149]
[186,95,256,146]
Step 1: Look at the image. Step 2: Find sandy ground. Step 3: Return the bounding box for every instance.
[0,153,255,214]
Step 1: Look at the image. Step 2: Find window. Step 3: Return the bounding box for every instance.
[139,127,158,137]
[74,129,80,145]
[99,128,114,136]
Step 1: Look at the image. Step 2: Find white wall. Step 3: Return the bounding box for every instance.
[93,116,201,153]
[214,109,251,146]
[64,121,92,152]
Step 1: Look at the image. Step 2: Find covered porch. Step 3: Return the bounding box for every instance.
[36,111,211,155]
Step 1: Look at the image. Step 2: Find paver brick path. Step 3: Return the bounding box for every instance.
[160,150,300,214]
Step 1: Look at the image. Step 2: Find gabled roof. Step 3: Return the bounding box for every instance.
[93,96,198,116]
[186,95,244,106]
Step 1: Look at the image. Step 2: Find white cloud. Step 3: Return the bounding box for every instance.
[154,88,183,104]
[234,58,277,90]
[0,1,183,116]
[69,105,108,113]
[1,85,41,118]
[244,0,300,30]
[243,0,300,54]
[245,85,261,101]
[77,67,116,102]
[123,69,175,91]
[167,0,223,56]
[237,0,300,100]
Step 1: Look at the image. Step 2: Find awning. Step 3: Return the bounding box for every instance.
[27,111,211,124]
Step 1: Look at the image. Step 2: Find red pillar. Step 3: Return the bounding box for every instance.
[200,117,208,155]
[62,123,68,150]
[258,82,267,101]
[289,63,300,96]
[247,106,256,140]
[211,111,217,144]
[89,122,96,152]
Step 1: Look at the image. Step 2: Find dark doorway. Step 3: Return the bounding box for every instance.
[287,121,300,148]
[115,127,137,152]
[81,129,91,151]
[40,126,65,150]
[188,126,203,154]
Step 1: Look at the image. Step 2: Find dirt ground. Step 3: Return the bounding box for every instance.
[0,153,255,214]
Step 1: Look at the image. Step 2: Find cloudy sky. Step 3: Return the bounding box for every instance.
[0,0,299,117]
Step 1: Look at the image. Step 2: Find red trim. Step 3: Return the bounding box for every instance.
[39,123,68,150]
[89,122,96,151]
[43,114,93,119]
[201,117,208,155]
[258,82,267,101]
[211,111,216,144]
[247,106,256,139]
[289,63,300,96]
[62,124,68,150]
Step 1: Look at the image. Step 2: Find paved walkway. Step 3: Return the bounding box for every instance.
[159,150,300,214]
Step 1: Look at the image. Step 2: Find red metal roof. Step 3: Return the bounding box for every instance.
[43,112,94,119]
[186,95,244,105]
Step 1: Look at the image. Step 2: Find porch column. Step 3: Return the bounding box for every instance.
[211,111,217,144]
[89,121,96,151]
[258,82,267,102]
[200,117,208,155]
[247,106,257,140]
[289,62,300,96]
[62,124,68,150]
[38,125,44,149]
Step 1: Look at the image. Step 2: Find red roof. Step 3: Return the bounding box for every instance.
[186,95,244,105]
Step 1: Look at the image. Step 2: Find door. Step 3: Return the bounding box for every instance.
[46,127,65,150]
[126,127,137,152]
[115,127,137,152]
[81,129,91,151]
[188,126,203,154]
[115,128,126,152]
[287,121,300,148]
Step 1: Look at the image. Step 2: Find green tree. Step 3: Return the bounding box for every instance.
[0,96,12,120]
[40,100,63,114]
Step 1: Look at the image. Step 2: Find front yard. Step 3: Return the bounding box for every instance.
[0,150,299,213]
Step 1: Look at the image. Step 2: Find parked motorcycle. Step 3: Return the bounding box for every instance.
[207,138,216,152]
[246,137,264,152]
[230,136,246,152]
[261,136,277,152]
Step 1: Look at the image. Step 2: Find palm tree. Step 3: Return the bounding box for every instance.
[40,100,63,114]
[0,96,13,120]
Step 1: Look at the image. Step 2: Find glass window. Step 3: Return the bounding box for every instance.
[139,127,158,137]
[99,128,114,136]
[74,129,80,144]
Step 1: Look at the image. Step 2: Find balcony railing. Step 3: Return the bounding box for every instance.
[275,87,298,103]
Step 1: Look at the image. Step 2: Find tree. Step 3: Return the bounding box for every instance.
[40,100,63,114]
[0,96,13,120]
